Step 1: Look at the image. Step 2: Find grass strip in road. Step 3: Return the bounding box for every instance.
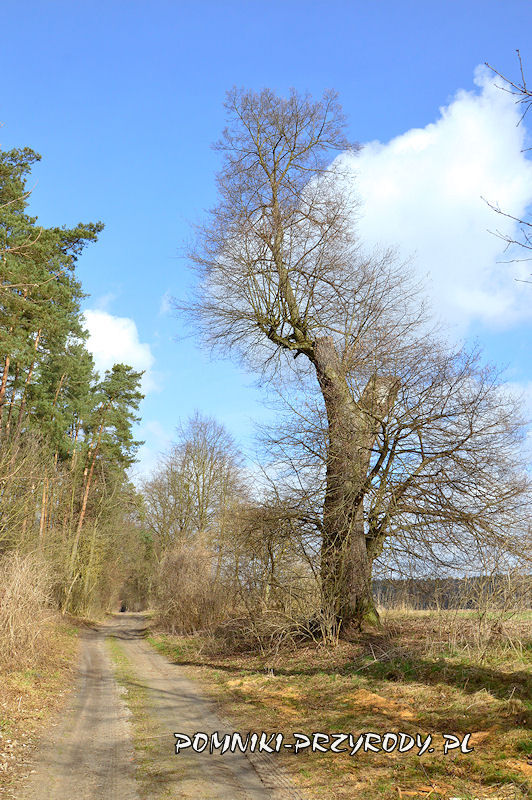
[106,635,176,800]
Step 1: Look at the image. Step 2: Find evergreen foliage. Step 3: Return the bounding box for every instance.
[0,145,148,614]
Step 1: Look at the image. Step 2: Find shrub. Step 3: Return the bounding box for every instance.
[0,551,54,669]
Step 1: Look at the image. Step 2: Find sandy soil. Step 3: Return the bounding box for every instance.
[11,624,138,800]
[10,614,303,800]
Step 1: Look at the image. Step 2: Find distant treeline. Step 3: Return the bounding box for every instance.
[373,575,532,610]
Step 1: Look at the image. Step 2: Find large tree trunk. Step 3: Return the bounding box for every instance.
[312,335,398,633]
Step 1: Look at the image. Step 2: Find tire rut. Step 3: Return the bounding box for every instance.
[11,628,138,800]
[10,614,306,800]
[108,614,307,800]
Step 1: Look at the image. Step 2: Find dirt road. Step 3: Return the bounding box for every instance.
[12,614,302,800]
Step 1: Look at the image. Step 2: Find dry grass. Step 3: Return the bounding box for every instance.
[0,552,84,794]
[0,552,55,671]
[0,614,80,795]
[149,609,532,800]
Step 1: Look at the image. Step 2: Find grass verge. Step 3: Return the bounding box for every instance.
[0,616,80,796]
[148,611,532,800]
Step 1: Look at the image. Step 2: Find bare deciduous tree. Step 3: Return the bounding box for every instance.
[183,87,432,631]
[142,411,246,561]
[262,340,531,592]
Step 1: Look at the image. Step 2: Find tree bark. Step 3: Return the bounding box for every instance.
[14,329,41,437]
[312,335,398,632]
[67,399,112,588]
[0,355,10,427]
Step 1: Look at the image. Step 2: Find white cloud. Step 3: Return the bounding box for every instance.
[341,66,532,332]
[93,292,117,311]
[501,380,532,460]
[159,290,172,315]
[82,309,157,393]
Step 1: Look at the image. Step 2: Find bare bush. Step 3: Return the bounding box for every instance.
[0,551,54,669]
[155,542,231,634]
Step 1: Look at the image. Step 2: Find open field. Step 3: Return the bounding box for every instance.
[148,609,532,800]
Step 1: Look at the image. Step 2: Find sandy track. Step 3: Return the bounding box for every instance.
[11,614,303,800]
[12,626,138,800]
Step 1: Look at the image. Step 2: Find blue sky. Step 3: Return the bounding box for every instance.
[2,0,532,477]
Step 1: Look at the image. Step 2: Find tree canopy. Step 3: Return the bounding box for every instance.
[184,87,532,633]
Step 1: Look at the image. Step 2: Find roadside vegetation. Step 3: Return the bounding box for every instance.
[0,145,149,619]
[149,608,532,800]
[0,554,80,793]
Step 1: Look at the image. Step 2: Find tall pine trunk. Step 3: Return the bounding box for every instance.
[0,355,10,426]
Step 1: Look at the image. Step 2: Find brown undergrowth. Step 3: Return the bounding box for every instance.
[148,610,532,800]
[0,616,81,796]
